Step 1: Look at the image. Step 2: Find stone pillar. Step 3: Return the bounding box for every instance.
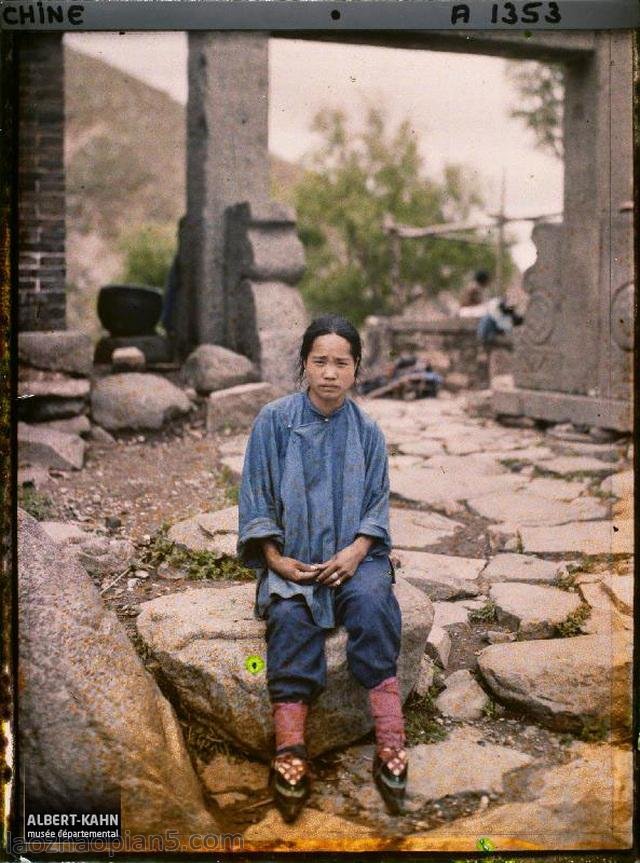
[178,32,269,357]
[224,202,308,391]
[18,34,66,331]
[495,31,634,431]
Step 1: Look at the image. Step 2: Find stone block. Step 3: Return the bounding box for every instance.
[481,554,562,585]
[18,422,85,471]
[182,344,257,394]
[235,280,309,391]
[489,582,583,639]
[477,630,632,738]
[206,382,282,434]
[41,414,91,437]
[18,330,92,375]
[167,507,239,559]
[91,373,191,431]
[94,334,172,366]
[435,669,490,720]
[112,346,146,372]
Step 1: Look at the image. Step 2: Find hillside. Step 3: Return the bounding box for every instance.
[63,46,302,336]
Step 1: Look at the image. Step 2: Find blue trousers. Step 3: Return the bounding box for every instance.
[265,560,402,703]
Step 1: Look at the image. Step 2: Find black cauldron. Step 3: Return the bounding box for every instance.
[97,284,163,337]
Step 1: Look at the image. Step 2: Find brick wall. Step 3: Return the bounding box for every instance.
[18,34,66,331]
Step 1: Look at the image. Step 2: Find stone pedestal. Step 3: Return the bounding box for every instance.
[224,202,308,391]
[94,335,172,367]
[493,32,634,432]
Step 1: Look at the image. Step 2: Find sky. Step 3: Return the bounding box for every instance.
[64,31,564,272]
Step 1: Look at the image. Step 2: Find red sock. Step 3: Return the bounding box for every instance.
[272,701,308,752]
[368,676,405,755]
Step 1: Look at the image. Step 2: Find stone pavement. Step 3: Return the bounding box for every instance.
[153,393,633,851]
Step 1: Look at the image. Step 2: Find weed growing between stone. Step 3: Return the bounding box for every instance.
[404,686,448,745]
[481,698,500,720]
[553,569,577,591]
[468,598,498,623]
[18,486,54,521]
[217,465,240,505]
[554,602,591,637]
[141,526,253,582]
[575,714,610,742]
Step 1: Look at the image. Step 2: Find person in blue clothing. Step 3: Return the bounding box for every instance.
[237,314,407,823]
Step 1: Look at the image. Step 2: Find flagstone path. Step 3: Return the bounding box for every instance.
[33,391,634,852]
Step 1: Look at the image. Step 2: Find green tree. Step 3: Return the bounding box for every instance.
[117,222,176,288]
[294,107,511,326]
[506,61,564,159]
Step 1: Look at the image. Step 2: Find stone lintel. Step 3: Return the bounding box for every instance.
[289,30,595,62]
[492,388,632,432]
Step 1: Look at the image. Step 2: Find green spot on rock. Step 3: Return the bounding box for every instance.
[476,836,495,852]
[245,655,265,675]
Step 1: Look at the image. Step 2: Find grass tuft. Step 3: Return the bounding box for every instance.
[554,602,591,637]
[18,487,55,521]
[469,599,498,623]
[404,685,448,745]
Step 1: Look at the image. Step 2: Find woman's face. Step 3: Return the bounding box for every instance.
[304,333,357,409]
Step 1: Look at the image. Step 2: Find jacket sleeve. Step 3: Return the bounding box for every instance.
[236,407,285,567]
[356,422,392,552]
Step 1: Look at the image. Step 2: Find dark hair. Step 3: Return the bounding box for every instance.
[475,269,491,286]
[297,314,362,385]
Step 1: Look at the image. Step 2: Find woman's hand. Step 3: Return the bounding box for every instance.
[315,536,374,588]
[270,556,322,584]
[259,538,320,584]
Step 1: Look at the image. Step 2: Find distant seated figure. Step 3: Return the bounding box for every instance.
[477,298,524,346]
[460,269,491,308]
[358,354,443,399]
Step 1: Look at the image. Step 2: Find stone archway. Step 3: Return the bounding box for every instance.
[15,29,634,429]
[180,29,633,429]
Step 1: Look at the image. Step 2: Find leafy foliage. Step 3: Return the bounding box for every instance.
[117,222,176,289]
[141,526,254,582]
[294,107,512,325]
[506,61,564,159]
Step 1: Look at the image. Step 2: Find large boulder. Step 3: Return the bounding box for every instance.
[136,579,433,759]
[91,373,191,430]
[18,422,85,470]
[19,330,93,376]
[182,344,257,395]
[206,382,283,434]
[17,509,216,836]
[477,632,633,738]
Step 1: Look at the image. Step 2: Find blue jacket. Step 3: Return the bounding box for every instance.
[237,390,391,628]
